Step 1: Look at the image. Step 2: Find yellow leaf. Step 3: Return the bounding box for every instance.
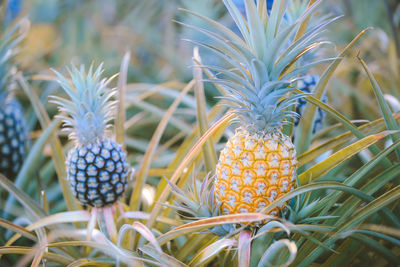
[299,131,394,185]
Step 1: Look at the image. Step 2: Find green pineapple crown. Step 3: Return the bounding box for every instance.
[51,64,118,145]
[0,18,29,103]
[184,0,335,134]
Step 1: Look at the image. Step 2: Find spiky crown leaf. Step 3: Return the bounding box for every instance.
[0,18,29,102]
[51,64,118,145]
[166,174,236,236]
[183,0,335,134]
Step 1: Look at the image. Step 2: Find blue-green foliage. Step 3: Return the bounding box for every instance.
[0,19,27,103]
[184,0,333,134]
[51,64,117,145]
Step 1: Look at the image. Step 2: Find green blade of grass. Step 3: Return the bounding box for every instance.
[324,140,400,227]
[145,112,235,231]
[188,238,237,266]
[298,116,393,167]
[301,185,400,266]
[357,55,400,159]
[158,213,269,246]
[295,28,371,156]
[139,245,188,267]
[151,103,227,210]
[115,51,131,150]
[295,89,392,169]
[129,80,194,210]
[193,49,217,173]
[3,118,60,220]
[0,247,73,265]
[298,131,393,185]
[17,74,80,212]
[0,218,37,241]
[25,211,91,232]
[0,173,46,219]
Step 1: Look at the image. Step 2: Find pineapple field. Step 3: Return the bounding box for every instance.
[1,0,400,266]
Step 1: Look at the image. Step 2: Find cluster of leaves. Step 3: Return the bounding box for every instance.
[1,0,400,266]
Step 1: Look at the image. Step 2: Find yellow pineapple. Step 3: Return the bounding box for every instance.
[215,128,297,216]
[185,0,328,219]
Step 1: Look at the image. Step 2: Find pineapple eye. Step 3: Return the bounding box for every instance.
[78,147,88,157]
[91,144,100,154]
[87,177,97,188]
[2,146,10,154]
[87,165,97,176]
[100,183,111,194]
[6,118,13,127]
[105,161,115,172]
[115,183,124,194]
[101,148,110,158]
[85,151,95,163]
[99,170,109,182]
[115,162,123,172]
[106,192,115,202]
[111,173,119,185]
[95,156,105,169]
[76,171,86,182]
[111,150,120,161]
[76,183,86,193]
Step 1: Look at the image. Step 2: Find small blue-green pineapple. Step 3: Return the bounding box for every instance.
[0,19,29,179]
[294,75,327,134]
[51,64,129,207]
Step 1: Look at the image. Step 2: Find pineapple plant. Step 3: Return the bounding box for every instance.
[187,0,329,219]
[0,19,29,179]
[51,64,129,208]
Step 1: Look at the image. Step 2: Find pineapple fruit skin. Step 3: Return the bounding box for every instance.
[0,98,26,178]
[66,138,129,208]
[215,129,297,217]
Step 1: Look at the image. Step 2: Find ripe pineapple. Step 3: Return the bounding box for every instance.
[216,129,296,216]
[51,64,129,208]
[187,0,329,219]
[0,19,29,179]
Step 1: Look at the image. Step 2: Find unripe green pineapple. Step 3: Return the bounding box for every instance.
[52,64,129,208]
[186,0,330,221]
[0,19,29,179]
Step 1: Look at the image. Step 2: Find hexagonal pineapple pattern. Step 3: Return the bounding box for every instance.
[66,138,129,207]
[215,129,297,218]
